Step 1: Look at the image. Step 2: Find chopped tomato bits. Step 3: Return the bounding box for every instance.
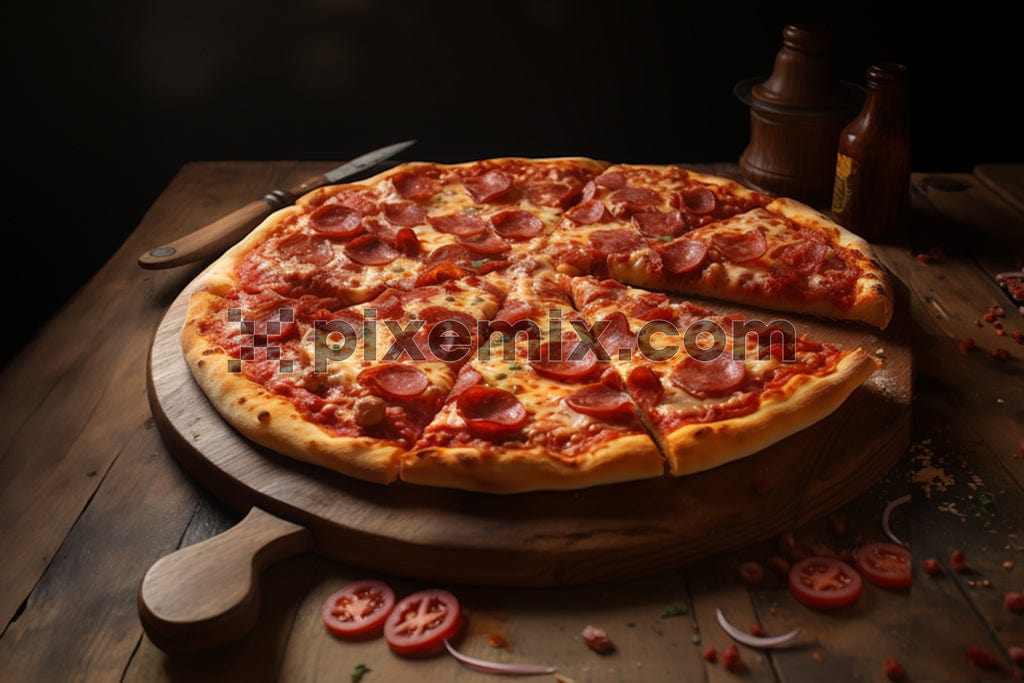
[721,643,742,671]
[966,644,1001,671]
[951,549,971,574]
[922,558,944,576]
[582,625,614,654]
[703,646,717,662]
[738,561,765,585]
[883,655,906,680]
[1005,592,1024,613]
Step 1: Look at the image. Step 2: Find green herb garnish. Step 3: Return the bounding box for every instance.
[351,664,370,682]
[662,603,689,618]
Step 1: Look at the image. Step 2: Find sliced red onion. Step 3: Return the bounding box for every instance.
[444,639,557,675]
[715,609,799,649]
[882,494,912,547]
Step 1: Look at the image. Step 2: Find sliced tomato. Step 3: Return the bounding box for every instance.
[321,580,395,638]
[855,542,912,589]
[788,556,863,610]
[383,589,462,657]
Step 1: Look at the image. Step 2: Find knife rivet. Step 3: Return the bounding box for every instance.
[150,247,176,258]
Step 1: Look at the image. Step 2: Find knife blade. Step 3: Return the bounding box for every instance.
[137,139,417,269]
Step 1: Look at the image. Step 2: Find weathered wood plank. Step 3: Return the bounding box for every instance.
[0,162,332,631]
[974,163,1024,218]
[0,424,198,680]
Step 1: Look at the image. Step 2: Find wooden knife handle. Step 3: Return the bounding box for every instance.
[136,173,328,270]
[137,507,313,652]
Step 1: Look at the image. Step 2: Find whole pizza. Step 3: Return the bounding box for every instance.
[181,157,893,493]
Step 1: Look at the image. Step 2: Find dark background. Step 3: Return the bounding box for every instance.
[7,1,1019,366]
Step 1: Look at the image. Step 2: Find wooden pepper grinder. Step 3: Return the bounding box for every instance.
[831,62,911,242]
[736,25,862,208]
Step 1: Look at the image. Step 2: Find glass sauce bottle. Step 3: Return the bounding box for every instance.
[831,62,911,241]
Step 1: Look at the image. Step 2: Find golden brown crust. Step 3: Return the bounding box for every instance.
[181,290,402,484]
[401,434,665,494]
[658,349,880,476]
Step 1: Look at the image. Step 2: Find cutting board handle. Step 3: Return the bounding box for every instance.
[137,506,312,652]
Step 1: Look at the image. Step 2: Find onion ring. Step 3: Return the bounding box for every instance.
[715,608,799,649]
[882,494,912,547]
[444,639,557,675]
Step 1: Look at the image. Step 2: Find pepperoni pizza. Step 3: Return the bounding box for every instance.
[180,156,892,493]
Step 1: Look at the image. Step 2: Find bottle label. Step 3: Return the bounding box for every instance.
[832,153,859,216]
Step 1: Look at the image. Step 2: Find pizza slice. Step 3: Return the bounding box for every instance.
[534,162,893,329]
[608,196,895,329]
[567,276,881,476]
[404,274,665,493]
[181,278,503,484]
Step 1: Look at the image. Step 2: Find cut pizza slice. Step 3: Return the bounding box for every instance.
[405,274,665,493]
[181,278,504,484]
[568,276,881,476]
[609,196,895,329]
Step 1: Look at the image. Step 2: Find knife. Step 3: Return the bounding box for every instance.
[137,139,417,269]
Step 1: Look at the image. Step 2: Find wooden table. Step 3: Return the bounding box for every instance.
[1,161,1022,681]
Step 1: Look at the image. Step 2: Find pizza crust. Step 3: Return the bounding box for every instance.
[657,349,880,476]
[401,434,665,494]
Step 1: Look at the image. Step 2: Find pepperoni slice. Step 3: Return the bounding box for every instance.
[331,189,378,216]
[597,311,636,357]
[660,239,708,274]
[577,180,596,203]
[424,244,476,267]
[392,172,440,200]
[429,212,489,237]
[776,240,829,273]
[344,234,401,266]
[670,354,746,398]
[715,229,767,263]
[309,204,364,237]
[415,261,466,286]
[523,180,583,209]
[531,341,598,381]
[391,227,420,257]
[680,187,717,214]
[448,366,483,400]
[594,171,626,189]
[490,210,545,239]
[359,363,430,399]
[608,186,660,217]
[590,229,643,261]
[565,199,608,225]
[456,385,529,438]
[277,233,335,266]
[456,230,511,255]
[626,365,664,407]
[363,290,406,321]
[464,170,512,203]
[634,209,684,238]
[494,299,539,325]
[383,201,426,227]
[567,381,635,420]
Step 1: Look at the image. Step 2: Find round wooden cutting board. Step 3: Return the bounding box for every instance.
[142,274,910,649]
